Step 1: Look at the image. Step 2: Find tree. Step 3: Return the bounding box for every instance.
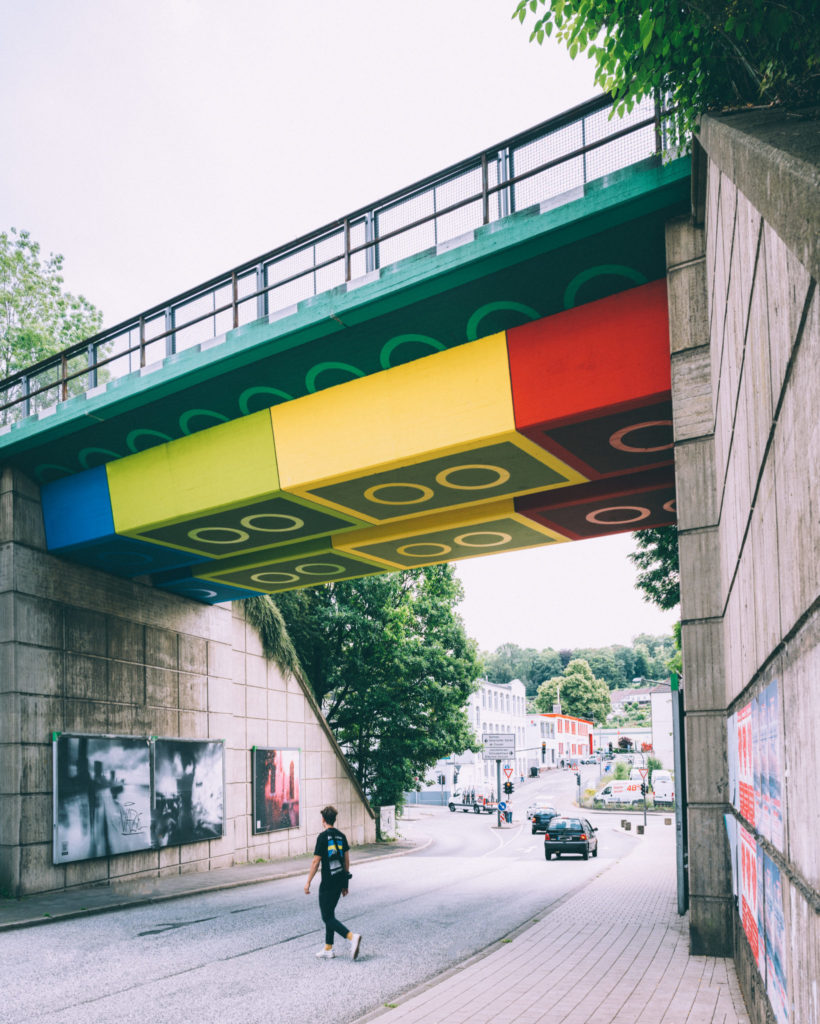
[273,565,481,808]
[1,228,102,380]
[533,658,612,724]
[628,526,680,610]
[514,0,819,147]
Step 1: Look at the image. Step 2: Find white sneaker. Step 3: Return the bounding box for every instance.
[350,933,362,960]
[315,948,335,959]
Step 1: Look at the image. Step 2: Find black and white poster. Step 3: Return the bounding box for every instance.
[152,738,225,847]
[252,747,300,833]
[53,734,152,864]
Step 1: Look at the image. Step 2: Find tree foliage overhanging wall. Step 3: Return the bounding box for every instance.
[514,0,819,145]
[272,566,482,808]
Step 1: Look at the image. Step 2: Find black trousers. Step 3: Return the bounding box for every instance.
[318,880,349,945]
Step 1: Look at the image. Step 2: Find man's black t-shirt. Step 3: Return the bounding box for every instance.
[313,827,349,884]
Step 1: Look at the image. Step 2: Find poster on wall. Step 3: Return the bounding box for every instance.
[739,823,762,967]
[727,710,739,810]
[752,690,765,834]
[252,747,300,834]
[763,852,789,1024]
[152,738,225,847]
[53,734,152,865]
[763,680,784,850]
[724,814,739,899]
[737,702,755,825]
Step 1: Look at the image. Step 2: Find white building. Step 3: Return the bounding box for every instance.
[418,678,530,802]
[649,683,674,768]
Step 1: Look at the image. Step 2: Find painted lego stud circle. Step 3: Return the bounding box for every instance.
[435,465,511,491]
[396,542,452,558]
[609,421,673,453]
[363,483,435,506]
[188,526,250,544]
[585,506,651,525]
[294,562,346,577]
[251,571,301,584]
[453,531,512,548]
[180,586,219,599]
[239,513,305,533]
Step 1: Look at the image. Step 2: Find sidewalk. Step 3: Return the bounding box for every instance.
[0,835,425,931]
[357,819,750,1024]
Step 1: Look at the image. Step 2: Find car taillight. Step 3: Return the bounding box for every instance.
[579,833,587,839]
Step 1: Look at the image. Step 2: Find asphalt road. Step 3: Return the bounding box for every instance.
[2,767,635,1024]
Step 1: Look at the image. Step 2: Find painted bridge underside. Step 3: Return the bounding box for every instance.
[2,156,690,603]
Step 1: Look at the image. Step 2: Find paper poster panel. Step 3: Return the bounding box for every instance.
[53,734,152,864]
[763,852,789,1024]
[727,711,739,811]
[739,823,760,966]
[765,680,784,851]
[252,747,301,834]
[752,690,766,836]
[737,702,755,825]
[724,814,739,899]
[152,738,225,847]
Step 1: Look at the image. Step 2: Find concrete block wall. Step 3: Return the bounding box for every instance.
[669,108,819,1022]
[0,466,374,898]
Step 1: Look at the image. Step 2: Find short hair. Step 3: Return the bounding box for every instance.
[321,805,338,826]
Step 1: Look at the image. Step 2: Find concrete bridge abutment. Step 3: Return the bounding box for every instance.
[668,109,819,1021]
[0,466,374,898]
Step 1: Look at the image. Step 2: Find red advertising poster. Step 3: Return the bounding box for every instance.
[737,703,755,825]
[739,824,760,966]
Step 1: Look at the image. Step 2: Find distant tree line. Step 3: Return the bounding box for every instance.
[482,633,675,697]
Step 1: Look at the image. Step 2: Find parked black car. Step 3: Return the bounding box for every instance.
[530,806,559,834]
[543,816,598,859]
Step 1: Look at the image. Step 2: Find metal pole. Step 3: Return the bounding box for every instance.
[671,673,689,914]
[496,759,502,828]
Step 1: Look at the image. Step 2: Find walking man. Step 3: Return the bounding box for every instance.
[304,805,362,960]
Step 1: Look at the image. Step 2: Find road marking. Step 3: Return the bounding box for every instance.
[481,823,525,856]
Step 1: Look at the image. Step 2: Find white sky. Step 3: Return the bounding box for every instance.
[0,0,678,652]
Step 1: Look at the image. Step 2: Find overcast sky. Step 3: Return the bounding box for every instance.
[0,0,678,652]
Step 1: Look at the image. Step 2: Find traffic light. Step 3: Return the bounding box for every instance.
[640,783,647,797]
[503,780,514,795]
[575,773,581,787]
[541,741,546,763]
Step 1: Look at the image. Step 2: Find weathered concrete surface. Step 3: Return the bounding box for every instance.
[0,466,374,898]
[671,108,819,1022]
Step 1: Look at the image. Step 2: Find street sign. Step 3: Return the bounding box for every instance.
[482,732,515,759]
[498,801,507,811]
[503,767,513,779]
[638,767,649,780]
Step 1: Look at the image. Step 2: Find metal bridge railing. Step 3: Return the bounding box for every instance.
[0,94,670,427]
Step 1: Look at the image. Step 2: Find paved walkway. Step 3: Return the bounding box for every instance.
[357,821,749,1024]
[0,819,749,1024]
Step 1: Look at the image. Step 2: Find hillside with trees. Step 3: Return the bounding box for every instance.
[482,633,675,696]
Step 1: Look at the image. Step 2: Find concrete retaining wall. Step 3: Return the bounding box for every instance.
[0,467,374,897]
[669,108,819,1022]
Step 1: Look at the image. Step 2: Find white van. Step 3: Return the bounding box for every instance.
[597,780,642,804]
[652,770,675,804]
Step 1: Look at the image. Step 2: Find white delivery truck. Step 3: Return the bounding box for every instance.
[597,780,642,804]
[651,770,675,804]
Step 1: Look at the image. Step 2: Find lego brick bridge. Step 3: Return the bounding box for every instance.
[0,95,690,603]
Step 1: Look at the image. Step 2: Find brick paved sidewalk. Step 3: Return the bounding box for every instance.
[360,823,749,1024]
